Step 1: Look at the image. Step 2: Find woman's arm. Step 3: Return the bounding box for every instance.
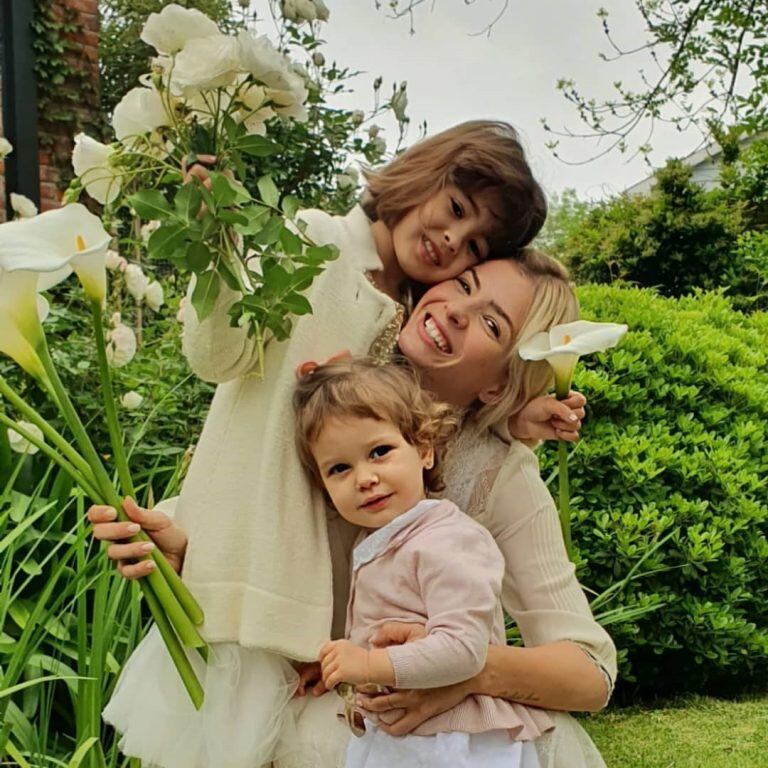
[471,641,608,712]
[478,446,617,710]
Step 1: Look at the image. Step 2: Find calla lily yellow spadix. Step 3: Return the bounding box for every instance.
[519,320,629,558]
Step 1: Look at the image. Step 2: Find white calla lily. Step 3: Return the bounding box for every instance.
[8,421,45,455]
[140,3,220,54]
[144,281,165,312]
[10,193,38,219]
[120,391,144,410]
[519,320,628,395]
[112,87,171,143]
[72,134,122,205]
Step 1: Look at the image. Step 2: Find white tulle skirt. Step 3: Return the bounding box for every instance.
[277,692,607,768]
[346,723,541,768]
[103,625,299,768]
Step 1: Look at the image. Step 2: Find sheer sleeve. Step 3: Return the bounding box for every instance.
[472,443,617,702]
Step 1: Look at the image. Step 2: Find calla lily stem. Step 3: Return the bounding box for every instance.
[555,377,573,560]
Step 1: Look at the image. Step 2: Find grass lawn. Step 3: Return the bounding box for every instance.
[581,695,768,768]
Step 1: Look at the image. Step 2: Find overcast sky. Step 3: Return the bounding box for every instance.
[302,1,704,202]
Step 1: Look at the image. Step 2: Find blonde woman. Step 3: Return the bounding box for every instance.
[91,123,599,768]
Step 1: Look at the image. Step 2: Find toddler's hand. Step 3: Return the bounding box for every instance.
[318,640,371,689]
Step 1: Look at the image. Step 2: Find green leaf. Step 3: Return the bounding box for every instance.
[186,242,212,273]
[67,737,100,768]
[233,205,270,236]
[281,292,313,316]
[211,172,237,208]
[282,195,300,218]
[191,271,221,322]
[236,135,279,157]
[175,183,203,222]
[251,216,283,246]
[148,223,188,260]
[279,227,303,256]
[128,190,172,220]
[257,175,280,207]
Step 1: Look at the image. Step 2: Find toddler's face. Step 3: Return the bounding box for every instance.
[310,416,432,528]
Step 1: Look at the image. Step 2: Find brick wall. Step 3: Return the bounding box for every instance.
[1,0,100,221]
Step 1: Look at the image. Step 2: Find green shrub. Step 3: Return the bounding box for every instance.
[563,161,744,297]
[541,284,768,698]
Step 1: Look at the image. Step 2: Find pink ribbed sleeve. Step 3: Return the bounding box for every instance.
[385,520,505,690]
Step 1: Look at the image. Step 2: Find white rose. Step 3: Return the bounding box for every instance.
[367,124,381,139]
[313,0,330,20]
[140,220,161,245]
[282,0,300,22]
[8,421,45,455]
[295,0,317,21]
[0,137,12,159]
[237,32,298,91]
[350,110,365,126]
[112,87,170,143]
[120,391,144,410]
[144,280,165,312]
[141,3,220,55]
[312,51,325,67]
[105,249,128,271]
[173,35,241,91]
[10,193,38,219]
[391,83,408,122]
[336,173,356,191]
[106,322,137,368]
[124,264,150,302]
[72,133,122,205]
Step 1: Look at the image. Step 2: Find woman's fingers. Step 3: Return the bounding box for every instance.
[106,541,155,561]
[87,505,117,524]
[356,690,410,712]
[122,497,168,532]
[117,559,156,580]
[91,521,141,542]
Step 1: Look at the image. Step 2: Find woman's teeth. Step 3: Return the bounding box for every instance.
[424,315,450,352]
[422,236,440,265]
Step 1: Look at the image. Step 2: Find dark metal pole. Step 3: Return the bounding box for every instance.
[1,0,40,220]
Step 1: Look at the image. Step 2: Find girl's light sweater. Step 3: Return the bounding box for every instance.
[173,206,395,659]
[347,498,554,739]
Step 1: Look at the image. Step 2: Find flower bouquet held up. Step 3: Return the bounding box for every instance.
[519,321,628,557]
[0,5,338,708]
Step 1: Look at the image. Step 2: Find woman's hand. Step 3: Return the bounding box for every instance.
[357,680,472,736]
[87,497,188,578]
[293,661,328,698]
[508,390,586,443]
[369,621,427,648]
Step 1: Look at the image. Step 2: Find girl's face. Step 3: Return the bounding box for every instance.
[388,184,504,285]
[310,416,433,529]
[398,259,535,407]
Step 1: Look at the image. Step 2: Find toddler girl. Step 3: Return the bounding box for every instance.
[294,358,552,768]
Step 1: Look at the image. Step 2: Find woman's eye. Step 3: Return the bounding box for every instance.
[450,198,463,218]
[328,463,349,476]
[371,445,393,459]
[484,317,500,338]
[469,240,482,260]
[456,276,471,294]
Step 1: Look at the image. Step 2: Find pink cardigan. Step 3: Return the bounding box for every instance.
[345,499,553,740]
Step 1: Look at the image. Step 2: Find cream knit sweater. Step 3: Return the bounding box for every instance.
[172,206,396,660]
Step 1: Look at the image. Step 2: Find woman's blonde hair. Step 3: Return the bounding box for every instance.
[361,121,547,252]
[472,249,580,430]
[294,359,459,494]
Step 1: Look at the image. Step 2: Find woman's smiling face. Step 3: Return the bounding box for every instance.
[398,259,535,407]
[389,184,504,284]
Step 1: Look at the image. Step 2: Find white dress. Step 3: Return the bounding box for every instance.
[102,625,298,768]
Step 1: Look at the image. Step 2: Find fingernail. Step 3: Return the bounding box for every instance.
[140,542,155,553]
[569,414,578,421]
[126,523,141,534]
[105,507,117,520]
[145,561,155,571]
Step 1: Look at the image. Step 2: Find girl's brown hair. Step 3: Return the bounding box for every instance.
[472,248,580,430]
[294,358,459,494]
[361,120,547,252]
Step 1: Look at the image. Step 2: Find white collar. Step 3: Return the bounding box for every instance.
[352,499,441,571]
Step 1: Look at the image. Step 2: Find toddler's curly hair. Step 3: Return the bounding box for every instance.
[293,358,459,494]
